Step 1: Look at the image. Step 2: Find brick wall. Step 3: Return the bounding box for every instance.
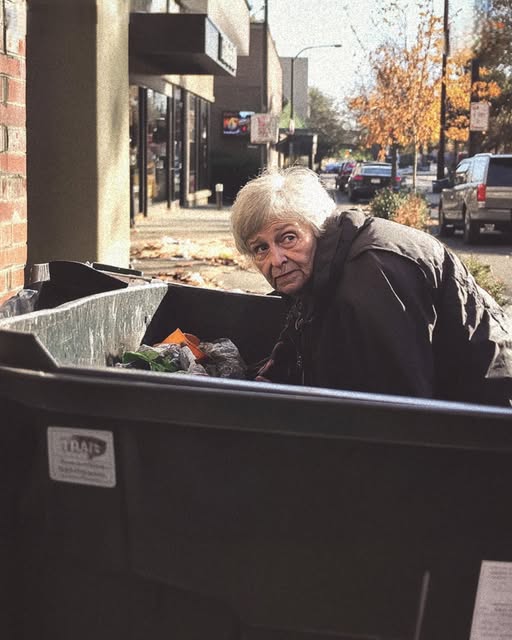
[0,0,26,305]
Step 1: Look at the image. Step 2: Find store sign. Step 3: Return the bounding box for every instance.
[470,102,490,132]
[250,113,279,144]
[205,19,220,62]
[219,34,237,74]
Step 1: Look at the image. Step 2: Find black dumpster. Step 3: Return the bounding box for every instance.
[0,282,511,640]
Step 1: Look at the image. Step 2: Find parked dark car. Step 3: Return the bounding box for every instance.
[346,162,402,202]
[438,153,512,244]
[335,160,355,191]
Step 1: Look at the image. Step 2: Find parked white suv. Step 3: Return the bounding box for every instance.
[438,153,512,243]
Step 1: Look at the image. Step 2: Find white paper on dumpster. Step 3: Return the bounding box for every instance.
[47,427,116,488]
[470,561,512,640]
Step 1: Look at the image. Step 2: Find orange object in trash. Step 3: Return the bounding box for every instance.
[158,328,206,361]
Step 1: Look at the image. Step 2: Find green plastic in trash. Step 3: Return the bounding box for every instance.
[122,350,179,373]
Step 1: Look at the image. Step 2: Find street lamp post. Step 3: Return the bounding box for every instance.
[437,0,449,180]
[289,44,342,164]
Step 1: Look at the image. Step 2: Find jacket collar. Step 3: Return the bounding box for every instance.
[310,209,372,300]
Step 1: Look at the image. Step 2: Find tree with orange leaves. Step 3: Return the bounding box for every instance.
[444,49,501,167]
[476,0,512,68]
[348,0,442,189]
[473,0,512,152]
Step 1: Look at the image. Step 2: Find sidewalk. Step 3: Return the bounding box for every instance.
[130,202,271,294]
[406,167,440,212]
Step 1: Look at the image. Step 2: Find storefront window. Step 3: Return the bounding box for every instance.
[129,86,140,223]
[198,99,209,191]
[147,89,168,203]
[188,95,197,194]
[130,83,210,213]
[187,93,210,196]
[172,87,183,204]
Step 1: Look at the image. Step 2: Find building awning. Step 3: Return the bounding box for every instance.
[276,130,318,157]
[129,13,237,77]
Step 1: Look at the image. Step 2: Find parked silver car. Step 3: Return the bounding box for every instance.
[439,153,512,243]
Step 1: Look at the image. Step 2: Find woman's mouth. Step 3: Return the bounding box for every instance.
[274,269,299,286]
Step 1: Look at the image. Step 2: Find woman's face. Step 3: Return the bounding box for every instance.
[247,219,317,295]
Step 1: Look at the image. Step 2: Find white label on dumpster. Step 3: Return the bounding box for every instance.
[470,561,512,640]
[47,427,116,488]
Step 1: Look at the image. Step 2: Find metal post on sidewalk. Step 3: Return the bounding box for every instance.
[215,183,224,210]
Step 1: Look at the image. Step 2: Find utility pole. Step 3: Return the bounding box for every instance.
[289,53,296,165]
[262,0,268,113]
[289,43,342,165]
[468,58,481,157]
[437,0,449,180]
[261,0,268,168]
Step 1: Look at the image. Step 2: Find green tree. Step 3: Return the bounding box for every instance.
[279,101,305,130]
[306,87,348,165]
[444,49,501,167]
[473,0,512,152]
[475,0,512,68]
[482,70,512,152]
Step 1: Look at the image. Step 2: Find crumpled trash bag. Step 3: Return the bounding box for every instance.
[0,289,39,319]
[199,338,247,379]
[118,337,246,379]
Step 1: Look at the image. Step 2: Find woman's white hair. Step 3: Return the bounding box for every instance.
[230,166,337,255]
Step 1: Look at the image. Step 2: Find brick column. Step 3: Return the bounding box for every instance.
[0,0,27,305]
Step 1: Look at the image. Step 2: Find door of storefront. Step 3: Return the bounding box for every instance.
[129,85,185,217]
[171,87,184,206]
[147,88,168,205]
[129,86,141,224]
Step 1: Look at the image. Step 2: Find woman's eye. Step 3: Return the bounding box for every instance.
[282,233,297,244]
[253,244,268,256]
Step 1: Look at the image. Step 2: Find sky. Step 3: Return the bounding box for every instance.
[253,0,475,108]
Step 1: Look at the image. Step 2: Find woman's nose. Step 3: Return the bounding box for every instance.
[268,244,287,267]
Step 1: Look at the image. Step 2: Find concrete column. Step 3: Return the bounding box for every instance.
[27,0,130,269]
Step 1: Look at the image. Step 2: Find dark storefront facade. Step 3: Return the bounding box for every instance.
[211,22,283,203]
[128,3,247,219]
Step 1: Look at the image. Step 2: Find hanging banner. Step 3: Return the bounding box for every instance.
[250,113,279,144]
[470,102,490,132]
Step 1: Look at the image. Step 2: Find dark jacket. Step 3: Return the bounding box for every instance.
[256,210,512,407]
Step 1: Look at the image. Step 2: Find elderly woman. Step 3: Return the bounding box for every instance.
[231,166,512,406]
